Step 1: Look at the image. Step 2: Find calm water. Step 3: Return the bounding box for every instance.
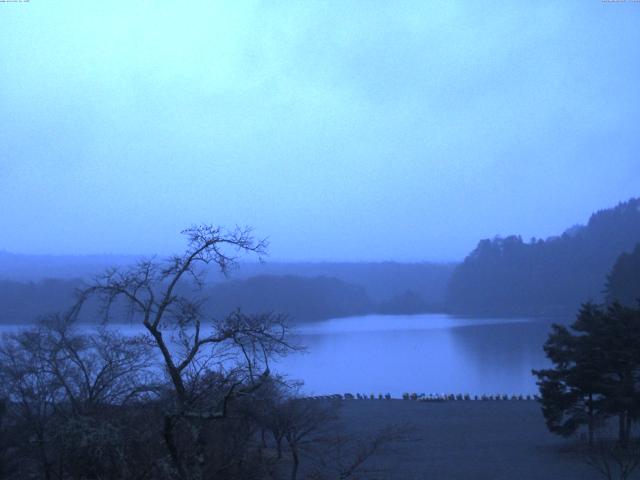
[273,314,556,397]
[0,314,557,397]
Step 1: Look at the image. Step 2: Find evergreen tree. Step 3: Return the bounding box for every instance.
[605,243,640,307]
[533,303,606,444]
[596,302,640,445]
[533,302,640,445]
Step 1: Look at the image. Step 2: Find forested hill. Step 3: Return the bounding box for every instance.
[446,198,640,316]
[216,261,456,305]
[0,258,455,323]
[0,273,447,325]
[0,255,455,307]
[203,275,373,322]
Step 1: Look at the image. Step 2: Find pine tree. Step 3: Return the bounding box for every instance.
[534,302,640,445]
[533,303,606,444]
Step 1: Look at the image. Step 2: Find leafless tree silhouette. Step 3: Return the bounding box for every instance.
[74,225,299,479]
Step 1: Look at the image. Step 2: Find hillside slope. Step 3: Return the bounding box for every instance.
[446,198,640,315]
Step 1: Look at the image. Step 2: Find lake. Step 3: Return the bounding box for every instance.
[0,313,558,398]
[272,314,557,397]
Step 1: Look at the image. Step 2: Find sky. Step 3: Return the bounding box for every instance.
[1,1,639,262]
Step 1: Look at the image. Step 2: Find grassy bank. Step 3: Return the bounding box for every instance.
[328,399,600,479]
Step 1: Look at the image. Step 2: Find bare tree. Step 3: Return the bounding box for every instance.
[41,315,157,413]
[308,424,411,480]
[248,381,337,480]
[0,325,62,479]
[74,225,298,480]
[248,382,408,480]
[281,398,337,480]
[0,225,400,480]
[0,384,15,479]
[0,315,158,479]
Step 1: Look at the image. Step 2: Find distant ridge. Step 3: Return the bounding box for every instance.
[0,252,455,305]
[0,253,456,324]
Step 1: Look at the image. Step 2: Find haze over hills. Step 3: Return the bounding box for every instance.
[0,258,455,324]
[0,253,454,301]
[217,262,456,304]
[1,197,639,323]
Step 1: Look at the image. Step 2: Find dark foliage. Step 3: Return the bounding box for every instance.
[220,261,456,305]
[447,198,640,315]
[605,243,640,308]
[533,302,640,445]
[378,289,437,314]
[204,275,374,322]
[0,278,83,324]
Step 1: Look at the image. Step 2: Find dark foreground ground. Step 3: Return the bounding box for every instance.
[330,399,600,480]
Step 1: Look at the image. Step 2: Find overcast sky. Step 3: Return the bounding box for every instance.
[1,1,639,261]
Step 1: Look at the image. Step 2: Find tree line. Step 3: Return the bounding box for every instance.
[0,274,443,325]
[447,198,640,315]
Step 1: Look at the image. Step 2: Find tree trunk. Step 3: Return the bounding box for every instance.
[36,433,51,480]
[193,423,206,480]
[618,412,629,446]
[275,435,283,459]
[164,415,188,480]
[290,445,299,480]
[588,394,594,446]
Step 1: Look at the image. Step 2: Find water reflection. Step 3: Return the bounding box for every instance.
[1,314,558,397]
[274,314,556,397]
